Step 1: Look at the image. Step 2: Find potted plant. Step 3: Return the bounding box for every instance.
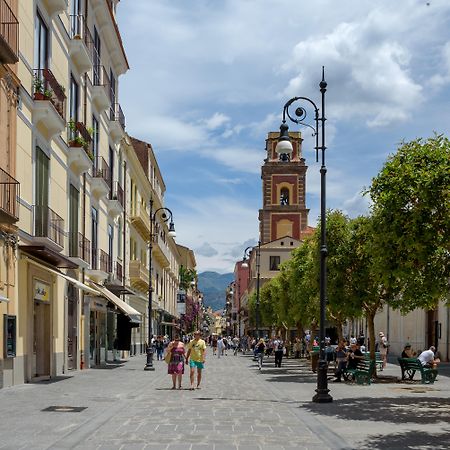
[68,119,86,148]
[33,76,52,100]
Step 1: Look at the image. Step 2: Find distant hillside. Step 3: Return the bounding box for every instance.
[198,271,234,311]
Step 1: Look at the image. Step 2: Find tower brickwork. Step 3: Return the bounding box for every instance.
[258,131,310,244]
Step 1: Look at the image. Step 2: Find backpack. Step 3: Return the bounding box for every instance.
[277,341,283,351]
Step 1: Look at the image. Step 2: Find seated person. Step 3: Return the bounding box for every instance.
[401,343,416,358]
[418,346,440,368]
[347,343,364,370]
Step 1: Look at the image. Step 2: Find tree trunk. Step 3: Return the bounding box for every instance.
[366,309,377,377]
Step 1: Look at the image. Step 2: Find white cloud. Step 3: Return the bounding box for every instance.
[204,113,231,130]
[195,242,219,257]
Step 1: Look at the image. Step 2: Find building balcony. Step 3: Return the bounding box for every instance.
[32,68,66,139]
[107,181,123,218]
[42,0,68,17]
[129,203,150,241]
[68,15,93,74]
[0,0,18,64]
[129,260,149,293]
[67,121,93,174]
[89,66,110,112]
[32,205,65,252]
[108,103,125,142]
[86,248,110,282]
[90,156,110,199]
[0,167,19,224]
[68,231,90,268]
[152,234,170,268]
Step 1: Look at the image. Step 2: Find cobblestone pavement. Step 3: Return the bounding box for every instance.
[0,350,449,449]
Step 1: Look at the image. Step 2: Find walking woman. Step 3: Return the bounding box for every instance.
[167,335,186,389]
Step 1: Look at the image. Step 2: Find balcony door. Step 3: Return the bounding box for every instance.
[69,185,79,256]
[35,147,49,237]
[91,207,98,269]
[34,11,48,71]
[93,27,101,84]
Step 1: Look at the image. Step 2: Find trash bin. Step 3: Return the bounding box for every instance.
[311,350,319,372]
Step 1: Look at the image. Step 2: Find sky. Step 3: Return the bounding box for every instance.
[117,0,450,274]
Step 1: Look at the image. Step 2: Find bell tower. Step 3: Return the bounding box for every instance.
[258,131,310,244]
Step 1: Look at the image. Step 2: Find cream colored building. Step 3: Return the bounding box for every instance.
[123,136,180,348]
[0,0,20,389]
[3,0,146,387]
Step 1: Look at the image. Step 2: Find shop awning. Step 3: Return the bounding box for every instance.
[87,282,141,324]
[24,257,99,295]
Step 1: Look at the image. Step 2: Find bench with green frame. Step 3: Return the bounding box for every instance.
[343,359,375,385]
[363,352,383,371]
[398,357,438,384]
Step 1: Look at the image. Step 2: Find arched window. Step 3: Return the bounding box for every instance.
[280,188,289,205]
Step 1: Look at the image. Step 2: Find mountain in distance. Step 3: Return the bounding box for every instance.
[198,271,234,312]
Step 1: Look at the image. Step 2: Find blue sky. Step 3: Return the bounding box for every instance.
[117,0,450,273]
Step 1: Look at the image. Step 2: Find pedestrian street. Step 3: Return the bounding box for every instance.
[0,349,449,450]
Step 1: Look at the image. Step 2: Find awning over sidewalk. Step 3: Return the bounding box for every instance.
[24,257,99,295]
[87,282,141,324]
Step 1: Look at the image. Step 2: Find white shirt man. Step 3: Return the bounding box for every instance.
[418,346,436,367]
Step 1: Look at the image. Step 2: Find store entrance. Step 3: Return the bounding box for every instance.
[33,301,50,378]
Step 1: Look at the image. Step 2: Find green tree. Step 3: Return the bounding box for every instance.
[368,134,450,311]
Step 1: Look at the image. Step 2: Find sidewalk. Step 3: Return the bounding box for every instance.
[0,351,449,449]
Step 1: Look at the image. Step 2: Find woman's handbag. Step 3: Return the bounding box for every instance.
[164,350,171,364]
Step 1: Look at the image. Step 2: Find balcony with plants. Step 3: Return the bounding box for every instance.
[32,69,66,139]
[0,0,19,64]
[68,14,93,73]
[67,119,94,174]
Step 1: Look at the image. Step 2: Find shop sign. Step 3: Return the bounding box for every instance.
[34,281,50,302]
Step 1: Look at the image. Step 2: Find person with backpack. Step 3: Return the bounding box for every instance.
[255,338,266,370]
[273,336,284,367]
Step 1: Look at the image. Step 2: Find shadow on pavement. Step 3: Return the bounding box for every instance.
[30,376,73,384]
[358,430,450,449]
[302,397,450,424]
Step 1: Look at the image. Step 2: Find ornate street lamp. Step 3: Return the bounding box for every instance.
[275,67,332,403]
[144,197,176,371]
[242,241,261,338]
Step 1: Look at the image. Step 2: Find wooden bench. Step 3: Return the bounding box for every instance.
[398,357,438,384]
[363,352,383,371]
[343,359,375,385]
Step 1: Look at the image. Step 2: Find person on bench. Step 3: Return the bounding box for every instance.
[401,343,416,358]
[347,342,364,370]
[418,346,440,369]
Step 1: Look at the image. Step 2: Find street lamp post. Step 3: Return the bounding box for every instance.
[242,241,261,339]
[275,67,332,403]
[144,197,176,371]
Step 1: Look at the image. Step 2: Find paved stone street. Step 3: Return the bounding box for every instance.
[0,350,449,450]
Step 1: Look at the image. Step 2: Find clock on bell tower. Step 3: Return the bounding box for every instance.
[258,131,310,244]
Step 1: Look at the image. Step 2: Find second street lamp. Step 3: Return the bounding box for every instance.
[275,67,332,403]
[144,197,176,371]
[242,241,261,339]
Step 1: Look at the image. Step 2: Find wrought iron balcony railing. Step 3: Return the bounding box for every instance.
[109,103,125,130]
[33,68,66,121]
[68,231,91,264]
[33,205,65,247]
[91,248,110,272]
[0,0,18,64]
[92,156,111,186]
[0,166,19,222]
[110,181,123,206]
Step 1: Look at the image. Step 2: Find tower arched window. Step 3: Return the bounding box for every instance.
[280,188,289,205]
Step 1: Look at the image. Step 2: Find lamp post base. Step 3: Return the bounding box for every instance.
[312,359,333,403]
[144,347,155,371]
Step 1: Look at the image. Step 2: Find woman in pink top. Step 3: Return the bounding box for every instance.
[167,335,186,389]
